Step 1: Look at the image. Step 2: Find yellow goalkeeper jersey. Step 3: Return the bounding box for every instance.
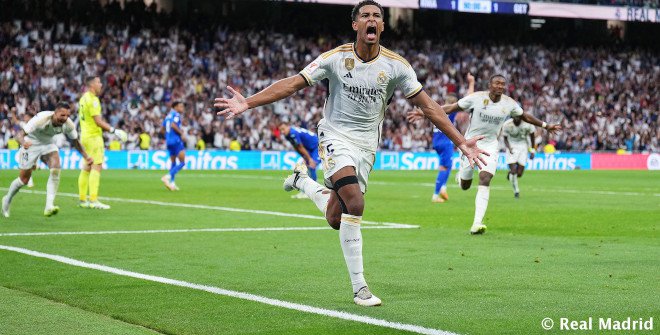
[79,91,103,139]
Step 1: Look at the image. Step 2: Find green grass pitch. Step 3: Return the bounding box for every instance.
[0,169,657,335]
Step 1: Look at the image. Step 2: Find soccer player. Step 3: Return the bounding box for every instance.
[214,0,488,306]
[502,116,536,198]
[278,121,321,198]
[161,101,186,191]
[2,102,94,217]
[77,76,127,209]
[407,73,475,203]
[440,74,561,234]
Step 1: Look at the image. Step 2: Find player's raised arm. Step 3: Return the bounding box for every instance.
[520,112,562,134]
[409,90,488,168]
[214,75,308,120]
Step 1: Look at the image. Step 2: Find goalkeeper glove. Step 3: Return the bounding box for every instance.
[110,127,128,143]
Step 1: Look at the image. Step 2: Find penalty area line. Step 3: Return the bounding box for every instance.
[0,225,415,237]
[0,244,460,335]
[0,188,418,229]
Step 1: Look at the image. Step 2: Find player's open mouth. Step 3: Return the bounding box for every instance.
[366,26,377,39]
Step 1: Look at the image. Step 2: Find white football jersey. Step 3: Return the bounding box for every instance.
[458,91,523,145]
[300,43,423,152]
[23,111,78,146]
[501,119,535,147]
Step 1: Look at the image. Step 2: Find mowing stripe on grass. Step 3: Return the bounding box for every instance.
[0,188,418,229]
[219,175,660,197]
[0,244,459,335]
[0,225,415,237]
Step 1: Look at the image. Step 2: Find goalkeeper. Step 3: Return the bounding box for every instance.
[77,76,127,209]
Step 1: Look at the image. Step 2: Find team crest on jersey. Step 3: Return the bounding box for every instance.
[483,99,489,106]
[307,62,319,73]
[377,71,388,84]
[344,58,355,71]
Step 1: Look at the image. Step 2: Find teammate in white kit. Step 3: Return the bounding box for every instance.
[441,74,560,234]
[2,102,93,217]
[501,116,536,198]
[214,1,488,306]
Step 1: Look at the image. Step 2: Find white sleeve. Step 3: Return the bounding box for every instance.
[458,94,476,110]
[396,64,423,99]
[22,113,49,134]
[510,102,523,117]
[299,54,333,86]
[64,119,78,140]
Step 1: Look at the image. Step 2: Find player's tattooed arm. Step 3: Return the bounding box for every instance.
[16,130,31,149]
[71,139,94,165]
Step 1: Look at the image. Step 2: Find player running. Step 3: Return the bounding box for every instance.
[440,74,561,234]
[2,102,94,217]
[161,101,186,191]
[214,0,488,306]
[502,116,537,198]
[77,76,128,209]
[278,121,321,199]
[407,73,475,203]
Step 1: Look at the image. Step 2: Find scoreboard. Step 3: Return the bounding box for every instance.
[420,0,529,15]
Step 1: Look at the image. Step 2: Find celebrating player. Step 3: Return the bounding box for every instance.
[441,74,561,234]
[278,121,321,198]
[2,102,93,217]
[407,73,475,203]
[502,116,536,198]
[214,0,488,306]
[77,76,128,209]
[161,101,186,191]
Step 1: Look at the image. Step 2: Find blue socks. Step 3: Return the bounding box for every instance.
[435,168,450,194]
[169,162,185,181]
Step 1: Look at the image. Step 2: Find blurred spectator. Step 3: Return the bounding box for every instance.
[0,2,657,154]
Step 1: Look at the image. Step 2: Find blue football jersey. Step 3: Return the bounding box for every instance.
[286,126,318,152]
[432,112,457,147]
[163,110,182,144]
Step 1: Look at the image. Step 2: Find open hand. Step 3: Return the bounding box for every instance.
[406,107,424,123]
[457,135,490,169]
[214,86,248,120]
[546,124,562,135]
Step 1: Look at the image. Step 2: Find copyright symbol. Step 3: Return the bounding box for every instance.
[541,317,554,330]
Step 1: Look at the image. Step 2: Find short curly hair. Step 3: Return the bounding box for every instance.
[351,1,384,21]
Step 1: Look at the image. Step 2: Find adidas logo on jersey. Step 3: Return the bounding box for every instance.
[343,72,353,78]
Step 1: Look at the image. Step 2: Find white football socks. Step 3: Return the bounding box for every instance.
[298,178,330,214]
[510,173,519,194]
[46,168,60,208]
[339,214,367,293]
[6,178,25,204]
[473,185,490,225]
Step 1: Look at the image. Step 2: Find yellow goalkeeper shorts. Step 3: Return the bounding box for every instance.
[81,136,105,165]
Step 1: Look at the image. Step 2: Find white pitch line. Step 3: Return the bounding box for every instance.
[0,188,418,229]
[0,245,459,335]
[0,225,413,237]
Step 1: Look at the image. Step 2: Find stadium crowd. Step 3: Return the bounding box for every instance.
[0,2,657,153]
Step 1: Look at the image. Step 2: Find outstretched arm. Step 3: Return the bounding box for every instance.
[214,75,308,120]
[409,90,488,168]
[521,112,562,134]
